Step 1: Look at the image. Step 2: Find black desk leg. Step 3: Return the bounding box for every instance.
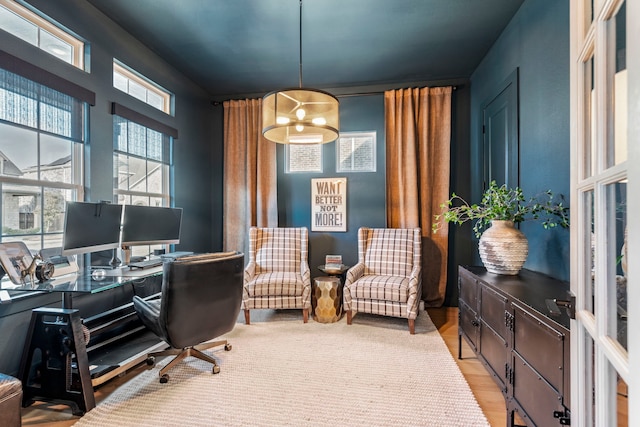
[19,307,95,416]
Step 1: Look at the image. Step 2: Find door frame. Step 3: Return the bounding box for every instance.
[570,0,637,424]
[481,68,520,190]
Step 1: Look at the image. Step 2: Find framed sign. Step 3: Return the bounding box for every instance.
[311,177,347,232]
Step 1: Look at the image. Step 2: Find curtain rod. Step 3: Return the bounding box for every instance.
[211,84,459,106]
[337,85,458,99]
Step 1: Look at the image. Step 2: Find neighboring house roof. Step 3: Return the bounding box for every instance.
[46,154,72,167]
[0,150,23,177]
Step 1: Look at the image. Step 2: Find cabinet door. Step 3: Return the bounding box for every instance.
[479,319,508,393]
[480,284,508,339]
[512,352,566,427]
[459,299,479,352]
[459,269,479,311]
[512,303,566,396]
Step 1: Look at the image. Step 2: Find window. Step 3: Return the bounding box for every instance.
[112,104,175,257]
[113,61,173,115]
[0,67,85,252]
[286,144,322,173]
[336,131,376,172]
[0,0,86,69]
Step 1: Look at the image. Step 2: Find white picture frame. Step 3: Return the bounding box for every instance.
[311,177,347,232]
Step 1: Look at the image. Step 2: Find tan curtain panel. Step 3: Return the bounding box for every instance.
[385,87,452,307]
[223,99,278,256]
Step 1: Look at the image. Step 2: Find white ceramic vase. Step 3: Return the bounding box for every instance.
[478,220,529,275]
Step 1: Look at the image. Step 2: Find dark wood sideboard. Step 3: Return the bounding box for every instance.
[458,266,572,427]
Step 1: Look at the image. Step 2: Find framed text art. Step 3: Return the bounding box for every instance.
[311,177,347,232]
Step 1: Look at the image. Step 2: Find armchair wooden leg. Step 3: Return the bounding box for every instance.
[303,308,309,323]
[347,310,353,325]
[244,309,250,325]
[408,319,415,335]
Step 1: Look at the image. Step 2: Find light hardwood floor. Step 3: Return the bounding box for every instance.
[21,307,508,426]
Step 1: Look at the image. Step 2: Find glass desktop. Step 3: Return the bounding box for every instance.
[0,265,163,307]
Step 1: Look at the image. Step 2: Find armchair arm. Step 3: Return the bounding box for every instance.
[405,264,422,319]
[343,262,365,313]
[300,260,310,283]
[344,262,365,286]
[244,261,256,285]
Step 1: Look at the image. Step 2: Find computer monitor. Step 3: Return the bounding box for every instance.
[121,205,182,246]
[61,201,123,256]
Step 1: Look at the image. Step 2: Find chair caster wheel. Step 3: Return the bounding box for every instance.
[160,374,169,383]
[224,343,232,351]
[146,356,155,366]
[212,365,220,374]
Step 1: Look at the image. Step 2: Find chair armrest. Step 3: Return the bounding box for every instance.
[244,261,256,284]
[344,263,365,286]
[300,261,311,285]
[406,264,423,319]
[132,296,165,341]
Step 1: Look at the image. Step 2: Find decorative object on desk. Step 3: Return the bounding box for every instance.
[35,260,55,282]
[20,253,41,286]
[0,241,34,285]
[433,181,569,275]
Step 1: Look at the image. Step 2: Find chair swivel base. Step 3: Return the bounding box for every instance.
[146,339,232,383]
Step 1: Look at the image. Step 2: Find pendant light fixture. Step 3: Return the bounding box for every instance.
[262,0,339,144]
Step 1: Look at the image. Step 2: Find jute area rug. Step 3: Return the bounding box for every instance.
[73,311,489,427]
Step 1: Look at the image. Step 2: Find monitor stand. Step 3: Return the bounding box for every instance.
[109,248,121,268]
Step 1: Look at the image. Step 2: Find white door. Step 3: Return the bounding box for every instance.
[570,0,638,425]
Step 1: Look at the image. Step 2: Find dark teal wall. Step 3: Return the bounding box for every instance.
[277,95,387,277]
[469,0,571,280]
[10,0,219,254]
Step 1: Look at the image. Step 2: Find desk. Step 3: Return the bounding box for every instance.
[2,266,165,415]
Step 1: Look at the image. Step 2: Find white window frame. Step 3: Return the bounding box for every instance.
[336,131,376,173]
[0,68,85,252]
[0,0,85,69]
[285,144,323,173]
[113,61,173,115]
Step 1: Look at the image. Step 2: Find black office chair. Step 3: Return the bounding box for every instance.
[133,252,244,383]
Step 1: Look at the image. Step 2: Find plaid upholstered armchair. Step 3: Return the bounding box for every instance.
[242,227,312,324]
[344,227,422,334]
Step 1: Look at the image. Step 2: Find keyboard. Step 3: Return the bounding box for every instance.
[159,251,194,260]
[128,258,163,269]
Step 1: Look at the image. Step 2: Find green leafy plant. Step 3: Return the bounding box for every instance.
[432,181,570,238]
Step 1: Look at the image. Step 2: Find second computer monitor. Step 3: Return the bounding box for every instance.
[121,205,183,246]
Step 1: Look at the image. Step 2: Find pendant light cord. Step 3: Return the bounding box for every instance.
[299,0,303,88]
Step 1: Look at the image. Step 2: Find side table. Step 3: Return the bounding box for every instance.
[312,265,349,323]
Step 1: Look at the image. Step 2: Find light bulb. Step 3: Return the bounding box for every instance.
[296,108,306,120]
[312,117,327,125]
[296,124,304,132]
[276,116,290,125]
